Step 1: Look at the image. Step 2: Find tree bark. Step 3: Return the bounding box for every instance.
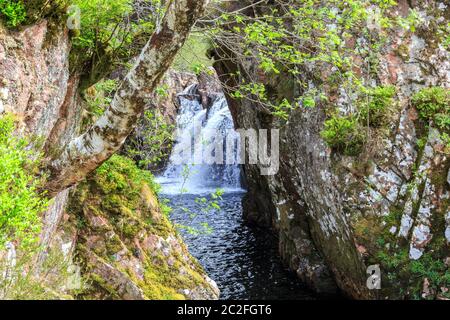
[46,0,208,196]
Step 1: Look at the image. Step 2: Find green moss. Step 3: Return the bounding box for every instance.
[96,155,160,193]
[136,248,211,300]
[88,273,121,299]
[139,265,186,300]
[0,0,25,27]
[430,158,450,189]
[412,87,450,150]
[0,0,69,28]
[359,85,396,127]
[68,155,214,300]
[321,114,366,156]
[105,235,124,256]
[372,212,449,299]
[119,217,142,239]
[395,44,410,60]
[24,0,69,24]
[353,185,449,300]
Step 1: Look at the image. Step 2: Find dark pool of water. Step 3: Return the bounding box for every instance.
[163,192,316,300]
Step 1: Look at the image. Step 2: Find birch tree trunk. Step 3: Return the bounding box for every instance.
[46,0,208,196]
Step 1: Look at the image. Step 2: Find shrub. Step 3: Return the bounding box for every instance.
[412,87,450,148]
[321,85,397,156]
[359,85,396,127]
[81,79,118,129]
[71,0,158,88]
[321,114,366,156]
[412,87,449,128]
[0,114,48,249]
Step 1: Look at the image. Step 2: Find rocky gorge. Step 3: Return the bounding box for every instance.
[0,0,448,301]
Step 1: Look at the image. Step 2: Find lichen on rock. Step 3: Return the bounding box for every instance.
[212,0,449,299]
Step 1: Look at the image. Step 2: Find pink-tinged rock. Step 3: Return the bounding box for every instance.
[0,20,70,140]
[141,234,161,252]
[422,278,434,299]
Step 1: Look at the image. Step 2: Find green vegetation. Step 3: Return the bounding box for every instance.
[83,79,118,118]
[71,0,159,88]
[0,0,157,87]
[69,155,213,300]
[0,0,68,28]
[413,87,449,125]
[412,87,450,149]
[0,0,26,27]
[94,154,161,203]
[321,115,366,156]
[70,154,173,243]
[355,195,450,300]
[173,188,223,236]
[0,114,47,249]
[320,85,396,156]
[123,110,175,171]
[360,85,396,127]
[0,246,86,299]
[0,115,84,300]
[81,79,118,130]
[173,34,213,73]
[374,244,450,299]
[409,253,450,298]
[205,0,405,120]
[0,0,447,301]
[82,80,173,172]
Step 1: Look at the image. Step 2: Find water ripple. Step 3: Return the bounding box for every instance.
[164,193,315,300]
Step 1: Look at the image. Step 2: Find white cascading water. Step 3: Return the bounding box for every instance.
[157,84,243,195]
[159,86,312,300]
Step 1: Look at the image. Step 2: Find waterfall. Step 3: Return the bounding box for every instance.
[156,85,243,195]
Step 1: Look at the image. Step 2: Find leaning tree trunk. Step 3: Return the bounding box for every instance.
[46,0,209,196]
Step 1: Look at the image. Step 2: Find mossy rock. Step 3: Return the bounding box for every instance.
[68,155,218,300]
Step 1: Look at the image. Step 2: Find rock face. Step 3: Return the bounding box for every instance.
[0,21,219,300]
[197,67,224,110]
[0,21,81,268]
[151,69,198,124]
[0,21,71,141]
[67,155,219,300]
[214,1,449,299]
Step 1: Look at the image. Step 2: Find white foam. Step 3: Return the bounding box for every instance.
[157,86,243,196]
